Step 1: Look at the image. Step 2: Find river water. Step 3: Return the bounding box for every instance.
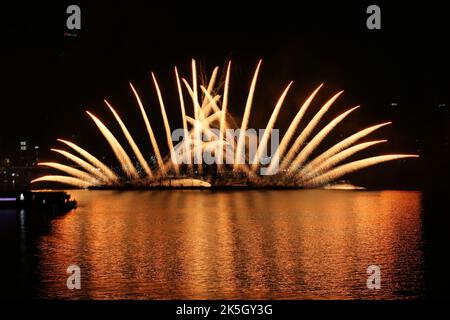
[2,189,449,299]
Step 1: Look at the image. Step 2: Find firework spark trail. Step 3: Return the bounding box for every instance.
[234,60,262,171]
[185,113,222,144]
[182,81,221,124]
[130,83,165,174]
[196,101,223,142]
[202,95,222,117]
[218,61,231,170]
[182,88,223,144]
[298,122,392,176]
[281,90,344,171]
[105,100,153,177]
[38,162,100,185]
[200,67,219,116]
[251,81,293,172]
[181,68,221,153]
[175,67,192,169]
[300,140,387,181]
[51,148,111,183]
[86,111,139,179]
[192,59,200,119]
[181,81,222,169]
[151,73,180,174]
[31,175,94,188]
[204,110,222,124]
[200,87,222,121]
[301,154,419,187]
[266,84,323,175]
[289,106,360,172]
[57,139,118,182]
[184,117,220,142]
[191,59,203,173]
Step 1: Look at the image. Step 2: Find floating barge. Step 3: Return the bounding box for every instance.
[0,191,77,213]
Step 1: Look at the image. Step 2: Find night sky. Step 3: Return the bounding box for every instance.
[1,2,448,189]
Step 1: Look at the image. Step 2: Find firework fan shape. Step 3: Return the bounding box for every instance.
[32,60,418,189]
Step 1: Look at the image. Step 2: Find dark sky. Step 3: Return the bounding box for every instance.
[1,2,448,188]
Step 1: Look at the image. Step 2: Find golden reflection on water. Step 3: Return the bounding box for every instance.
[37,190,423,299]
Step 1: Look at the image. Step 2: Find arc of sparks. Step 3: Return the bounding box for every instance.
[105,100,153,177]
[300,140,387,181]
[86,111,139,179]
[298,122,392,176]
[151,73,180,174]
[251,81,293,172]
[218,61,231,170]
[130,82,165,174]
[281,90,344,171]
[200,66,219,116]
[175,67,192,170]
[182,80,221,123]
[234,59,262,171]
[57,139,118,182]
[289,106,360,172]
[266,84,323,175]
[38,162,100,185]
[200,86,222,120]
[301,154,419,187]
[32,175,94,188]
[192,59,203,174]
